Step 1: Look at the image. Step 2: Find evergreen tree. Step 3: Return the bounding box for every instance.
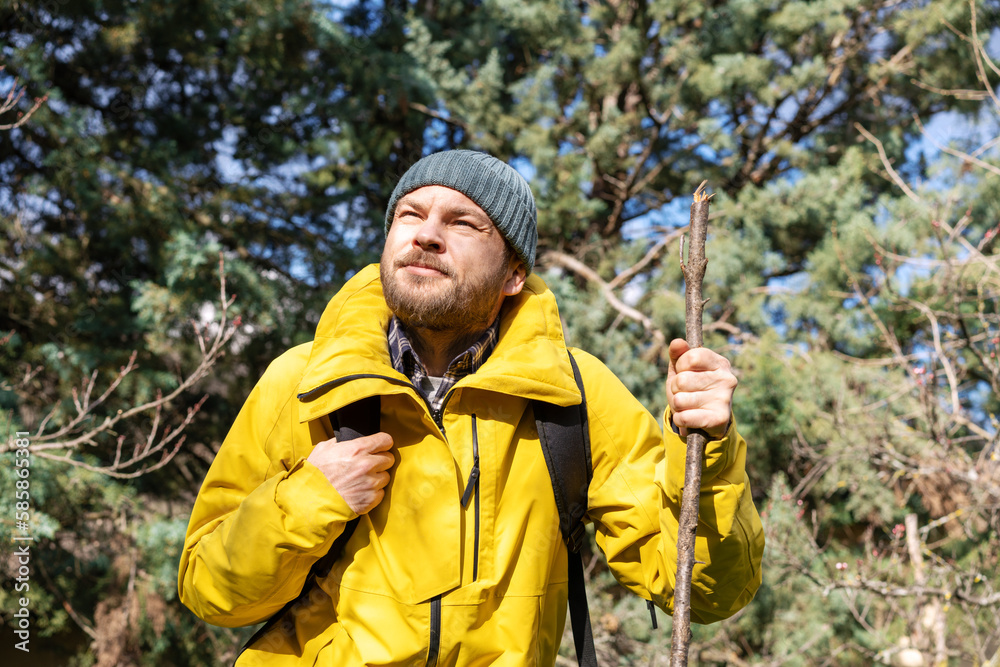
[2,0,999,663]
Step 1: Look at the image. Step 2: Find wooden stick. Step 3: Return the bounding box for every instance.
[670,181,712,667]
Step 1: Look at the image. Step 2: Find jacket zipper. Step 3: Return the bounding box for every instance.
[460,415,481,582]
[426,399,466,665]
[431,386,461,434]
[426,595,441,666]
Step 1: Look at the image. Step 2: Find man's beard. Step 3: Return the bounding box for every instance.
[380,249,510,334]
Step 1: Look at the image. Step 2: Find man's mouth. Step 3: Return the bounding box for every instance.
[397,256,450,277]
[403,263,448,277]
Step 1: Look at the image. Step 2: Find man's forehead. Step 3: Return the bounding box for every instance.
[395,185,493,222]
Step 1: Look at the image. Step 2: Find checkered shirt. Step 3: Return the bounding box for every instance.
[387,316,501,417]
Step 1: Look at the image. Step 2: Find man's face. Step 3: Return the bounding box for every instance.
[380,185,526,333]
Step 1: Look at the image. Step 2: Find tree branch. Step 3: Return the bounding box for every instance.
[541,250,667,360]
[671,182,712,667]
[0,66,48,131]
[2,254,239,479]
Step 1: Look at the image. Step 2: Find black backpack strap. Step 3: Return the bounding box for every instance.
[534,353,597,667]
[236,395,380,663]
[567,550,598,666]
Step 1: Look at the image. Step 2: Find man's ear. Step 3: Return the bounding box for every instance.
[502,259,528,297]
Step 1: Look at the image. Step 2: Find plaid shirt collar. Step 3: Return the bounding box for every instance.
[387,315,501,417]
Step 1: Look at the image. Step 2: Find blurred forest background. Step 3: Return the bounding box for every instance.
[2,0,1000,664]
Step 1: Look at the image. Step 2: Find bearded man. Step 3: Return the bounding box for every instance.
[178,150,764,666]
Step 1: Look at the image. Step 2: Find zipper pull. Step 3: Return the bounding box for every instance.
[461,456,480,508]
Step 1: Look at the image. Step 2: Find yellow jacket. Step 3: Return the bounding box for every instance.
[178,265,763,666]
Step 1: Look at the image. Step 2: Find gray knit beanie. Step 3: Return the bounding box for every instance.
[384,150,538,273]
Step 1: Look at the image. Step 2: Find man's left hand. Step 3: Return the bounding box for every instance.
[665,338,737,439]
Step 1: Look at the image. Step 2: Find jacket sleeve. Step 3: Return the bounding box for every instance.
[177,346,358,627]
[573,349,764,624]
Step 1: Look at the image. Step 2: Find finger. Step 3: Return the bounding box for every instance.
[670,373,721,400]
[673,370,732,394]
[671,407,730,433]
[372,470,391,490]
[672,347,724,374]
[670,390,704,412]
[669,372,699,396]
[369,451,396,472]
[359,432,394,453]
[358,488,386,515]
[673,375,736,405]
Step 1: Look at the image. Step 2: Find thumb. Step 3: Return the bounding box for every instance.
[668,338,690,374]
[665,338,689,404]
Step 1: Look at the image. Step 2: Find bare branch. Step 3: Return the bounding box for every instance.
[912,114,1000,179]
[908,77,989,101]
[905,300,961,415]
[409,102,470,132]
[3,253,239,478]
[826,578,1000,608]
[541,250,667,360]
[969,0,1000,114]
[0,66,48,131]
[608,227,687,290]
[671,183,712,667]
[854,122,923,204]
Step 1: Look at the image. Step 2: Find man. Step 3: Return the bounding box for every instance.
[178,150,764,665]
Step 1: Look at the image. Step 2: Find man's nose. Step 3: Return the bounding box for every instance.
[413,218,445,252]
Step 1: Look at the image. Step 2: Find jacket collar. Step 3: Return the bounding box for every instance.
[296,264,581,423]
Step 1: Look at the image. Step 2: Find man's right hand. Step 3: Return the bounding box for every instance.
[306,433,395,515]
